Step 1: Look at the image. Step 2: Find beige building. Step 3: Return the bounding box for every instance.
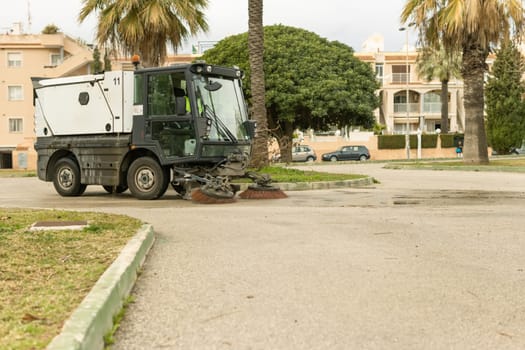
[356,39,464,136]
[0,32,93,169]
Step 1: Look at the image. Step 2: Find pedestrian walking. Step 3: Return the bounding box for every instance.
[456,141,463,158]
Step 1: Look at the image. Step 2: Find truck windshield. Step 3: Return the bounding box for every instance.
[192,75,250,142]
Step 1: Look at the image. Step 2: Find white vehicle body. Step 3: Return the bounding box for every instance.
[34,71,134,136]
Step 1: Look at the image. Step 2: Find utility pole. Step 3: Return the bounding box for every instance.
[399,22,415,159]
[27,0,32,33]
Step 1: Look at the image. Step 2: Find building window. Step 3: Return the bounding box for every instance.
[50,53,62,66]
[7,52,22,68]
[9,118,23,133]
[392,65,410,84]
[8,86,23,101]
[375,64,384,79]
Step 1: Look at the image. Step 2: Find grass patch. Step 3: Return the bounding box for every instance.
[0,209,142,350]
[384,158,525,172]
[103,295,135,347]
[0,170,36,178]
[235,166,367,183]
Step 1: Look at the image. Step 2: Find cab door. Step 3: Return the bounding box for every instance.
[144,71,197,160]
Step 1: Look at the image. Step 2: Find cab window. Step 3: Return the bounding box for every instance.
[147,72,187,116]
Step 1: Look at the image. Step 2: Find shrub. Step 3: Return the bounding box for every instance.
[378,135,405,149]
[378,134,438,149]
[441,133,464,148]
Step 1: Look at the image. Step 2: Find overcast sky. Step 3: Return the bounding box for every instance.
[0,0,412,53]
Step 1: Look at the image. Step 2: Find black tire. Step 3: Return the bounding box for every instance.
[359,155,368,161]
[53,157,85,196]
[158,167,171,197]
[330,156,338,162]
[127,157,166,200]
[78,184,88,195]
[102,185,128,194]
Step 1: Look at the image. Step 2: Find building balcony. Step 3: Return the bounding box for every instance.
[393,102,419,114]
[393,102,451,115]
[423,102,451,114]
[391,73,409,84]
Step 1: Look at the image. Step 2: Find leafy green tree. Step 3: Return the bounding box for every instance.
[201,25,379,161]
[248,0,269,167]
[103,51,112,71]
[402,0,525,164]
[42,24,60,34]
[416,43,461,134]
[79,0,208,67]
[91,47,103,73]
[486,41,525,154]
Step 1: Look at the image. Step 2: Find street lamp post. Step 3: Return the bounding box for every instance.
[399,23,415,160]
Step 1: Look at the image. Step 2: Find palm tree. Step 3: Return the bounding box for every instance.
[79,0,209,67]
[416,44,461,133]
[402,0,524,164]
[248,0,269,167]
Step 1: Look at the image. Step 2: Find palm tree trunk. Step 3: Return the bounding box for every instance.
[248,0,269,168]
[461,45,489,164]
[440,79,449,133]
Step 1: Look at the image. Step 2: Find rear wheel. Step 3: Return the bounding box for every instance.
[53,157,85,196]
[306,156,315,162]
[127,157,166,200]
[359,155,368,161]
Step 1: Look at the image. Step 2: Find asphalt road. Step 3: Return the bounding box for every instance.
[2,163,525,349]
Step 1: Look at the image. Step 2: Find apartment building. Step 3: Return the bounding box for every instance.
[354,35,489,136]
[0,31,92,169]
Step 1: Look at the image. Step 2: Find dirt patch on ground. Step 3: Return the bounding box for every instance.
[393,190,525,206]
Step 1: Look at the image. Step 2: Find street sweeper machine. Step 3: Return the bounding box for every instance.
[33,62,259,201]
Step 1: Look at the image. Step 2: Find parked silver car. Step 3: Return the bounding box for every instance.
[271,145,317,162]
[292,145,317,162]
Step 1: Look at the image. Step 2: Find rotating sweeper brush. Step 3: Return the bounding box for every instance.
[190,175,238,204]
[239,171,287,199]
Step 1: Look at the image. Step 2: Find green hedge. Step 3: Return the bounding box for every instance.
[417,134,438,148]
[378,135,405,149]
[378,134,438,149]
[440,134,464,148]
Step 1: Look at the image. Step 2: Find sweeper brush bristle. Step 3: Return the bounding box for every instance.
[239,186,288,199]
[191,188,237,204]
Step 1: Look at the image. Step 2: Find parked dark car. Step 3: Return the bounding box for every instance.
[321,145,370,162]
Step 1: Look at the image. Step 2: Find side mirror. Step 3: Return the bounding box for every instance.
[243,120,257,139]
[204,81,222,91]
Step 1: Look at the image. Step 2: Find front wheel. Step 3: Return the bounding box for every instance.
[330,156,338,162]
[53,157,86,196]
[127,157,167,200]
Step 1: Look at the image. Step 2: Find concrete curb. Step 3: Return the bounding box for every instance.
[46,224,155,350]
[237,176,375,191]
